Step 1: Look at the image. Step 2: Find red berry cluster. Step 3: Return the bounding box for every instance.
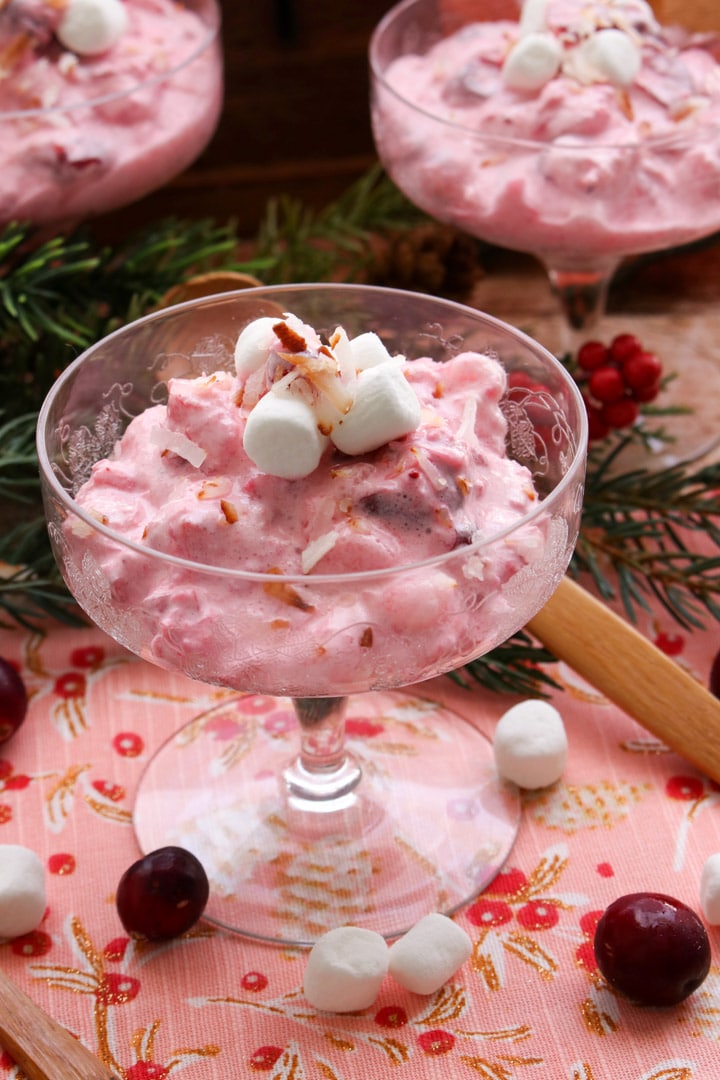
[575,333,663,442]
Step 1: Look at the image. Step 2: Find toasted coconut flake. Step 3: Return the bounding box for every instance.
[273,320,307,353]
[150,426,207,468]
[197,476,233,500]
[220,500,238,523]
[263,575,315,611]
[301,530,339,573]
[456,397,478,446]
[359,627,374,648]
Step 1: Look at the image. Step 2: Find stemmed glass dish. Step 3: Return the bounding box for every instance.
[37,283,587,945]
[0,0,222,228]
[369,0,720,333]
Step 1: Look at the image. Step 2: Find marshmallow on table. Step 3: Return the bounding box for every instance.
[0,845,47,939]
[242,388,329,479]
[57,0,128,56]
[331,362,422,456]
[303,926,389,1013]
[388,913,472,995]
[700,853,720,924]
[493,699,567,789]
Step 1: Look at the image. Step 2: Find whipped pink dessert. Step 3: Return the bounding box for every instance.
[69,313,552,695]
[0,0,222,226]
[371,0,720,265]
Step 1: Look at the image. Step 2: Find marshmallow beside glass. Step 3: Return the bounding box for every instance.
[493,699,568,789]
[236,315,422,479]
[0,845,47,939]
[700,853,720,925]
[303,913,472,1012]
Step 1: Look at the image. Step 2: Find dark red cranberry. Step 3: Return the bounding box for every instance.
[116,846,209,940]
[631,381,661,403]
[0,658,28,745]
[593,892,711,1006]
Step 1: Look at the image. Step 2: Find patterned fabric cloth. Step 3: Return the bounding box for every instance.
[0,583,718,1080]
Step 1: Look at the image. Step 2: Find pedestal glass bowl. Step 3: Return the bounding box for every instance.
[37,283,587,945]
[0,0,222,229]
[369,0,720,332]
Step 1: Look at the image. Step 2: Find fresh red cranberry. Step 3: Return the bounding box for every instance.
[0,658,28,745]
[622,350,662,390]
[601,398,639,429]
[630,381,661,403]
[593,892,710,1006]
[577,340,609,372]
[710,647,720,698]
[609,333,642,364]
[588,365,626,405]
[116,846,209,940]
[584,400,610,442]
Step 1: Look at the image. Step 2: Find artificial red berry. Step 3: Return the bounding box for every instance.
[576,340,609,372]
[710,647,720,698]
[588,365,626,405]
[630,381,661,404]
[584,400,610,442]
[593,892,711,1006]
[601,398,639,429]
[0,658,28,745]
[116,846,209,940]
[609,333,642,364]
[622,350,663,391]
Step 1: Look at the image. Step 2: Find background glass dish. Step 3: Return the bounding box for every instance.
[0,0,223,228]
[37,283,587,945]
[369,0,720,333]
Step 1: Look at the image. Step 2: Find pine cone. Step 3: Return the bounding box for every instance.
[369,222,484,299]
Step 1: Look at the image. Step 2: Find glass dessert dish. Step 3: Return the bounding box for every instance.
[0,0,223,229]
[37,283,587,945]
[369,0,720,334]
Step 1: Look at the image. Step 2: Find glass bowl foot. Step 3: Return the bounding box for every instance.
[132,690,521,946]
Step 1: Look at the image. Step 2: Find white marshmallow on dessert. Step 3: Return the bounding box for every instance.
[493,699,567,789]
[234,316,282,378]
[388,913,472,995]
[303,926,389,1013]
[566,28,641,88]
[349,331,395,371]
[700,853,720,925]
[0,844,47,939]
[242,389,329,480]
[57,0,128,56]
[503,33,562,92]
[331,361,422,456]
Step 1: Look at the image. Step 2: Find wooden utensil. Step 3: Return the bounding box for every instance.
[527,576,720,782]
[0,969,118,1080]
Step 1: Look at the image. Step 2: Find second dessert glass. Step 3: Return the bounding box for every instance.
[369,0,720,333]
[37,284,587,945]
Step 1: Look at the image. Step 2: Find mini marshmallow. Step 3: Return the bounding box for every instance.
[57,0,128,56]
[243,389,328,479]
[0,844,47,939]
[349,331,395,371]
[502,32,562,93]
[700,853,720,925]
[567,29,641,88]
[519,0,549,36]
[493,699,567,789]
[388,913,472,995]
[303,926,389,1013]
[234,317,280,378]
[331,362,421,456]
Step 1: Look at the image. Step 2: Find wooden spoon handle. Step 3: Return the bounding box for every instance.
[527,576,720,782]
[0,970,117,1080]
